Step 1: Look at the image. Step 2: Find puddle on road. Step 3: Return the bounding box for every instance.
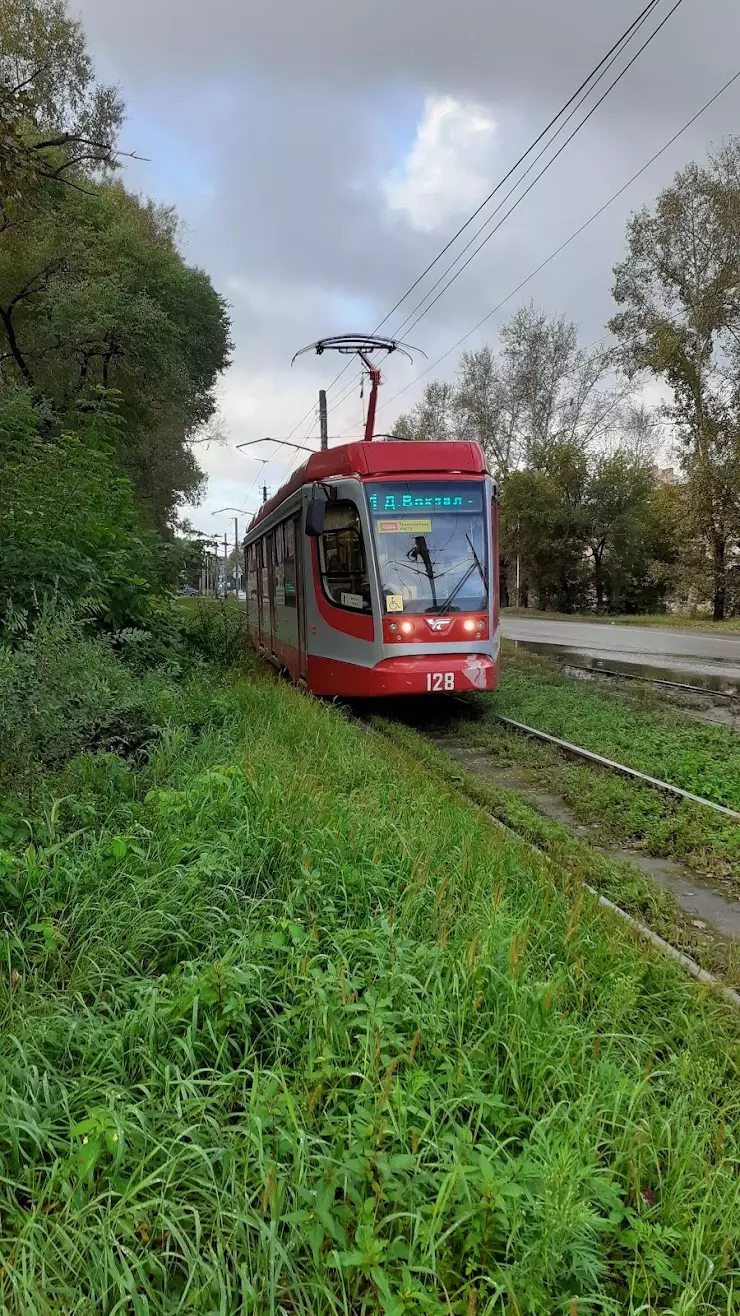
[511,639,740,698]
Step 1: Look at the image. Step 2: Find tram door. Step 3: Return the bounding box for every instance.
[266,532,277,655]
[258,539,270,646]
[294,513,307,681]
[246,543,259,637]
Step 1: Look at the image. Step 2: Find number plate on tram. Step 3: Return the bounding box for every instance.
[426,672,455,692]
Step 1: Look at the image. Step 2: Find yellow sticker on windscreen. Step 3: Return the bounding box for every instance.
[386,594,404,612]
[378,518,432,534]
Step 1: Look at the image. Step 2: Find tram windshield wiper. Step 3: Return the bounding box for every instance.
[429,535,487,615]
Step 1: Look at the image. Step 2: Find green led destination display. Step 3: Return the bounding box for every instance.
[366,484,483,513]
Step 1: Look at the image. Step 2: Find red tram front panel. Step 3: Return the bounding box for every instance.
[243,441,500,698]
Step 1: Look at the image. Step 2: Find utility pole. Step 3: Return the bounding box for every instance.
[319,388,328,451]
[234,517,239,595]
[223,533,228,597]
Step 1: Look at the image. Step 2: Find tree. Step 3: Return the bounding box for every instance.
[1,0,124,203]
[455,308,629,479]
[502,441,591,612]
[395,308,630,477]
[0,178,231,528]
[610,141,740,619]
[501,441,675,614]
[584,451,673,613]
[394,307,635,606]
[0,388,168,628]
[1,1,231,532]
[392,380,458,442]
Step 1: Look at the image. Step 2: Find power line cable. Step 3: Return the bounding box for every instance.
[241,459,270,509]
[329,0,673,424]
[287,0,670,433]
[375,0,668,336]
[329,0,680,424]
[395,0,684,341]
[266,409,317,494]
[328,372,365,417]
[373,67,740,418]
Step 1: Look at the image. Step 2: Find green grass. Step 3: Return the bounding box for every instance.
[373,715,740,989]
[502,607,740,632]
[451,646,740,891]
[1,665,739,1313]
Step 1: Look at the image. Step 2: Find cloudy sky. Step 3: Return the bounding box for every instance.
[74,0,740,537]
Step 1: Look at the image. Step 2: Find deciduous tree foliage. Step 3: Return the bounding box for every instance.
[395,308,672,612]
[610,141,740,619]
[502,443,672,614]
[0,0,231,536]
[0,0,123,203]
[0,389,169,627]
[0,179,231,526]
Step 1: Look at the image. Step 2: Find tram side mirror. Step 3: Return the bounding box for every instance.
[305,498,326,537]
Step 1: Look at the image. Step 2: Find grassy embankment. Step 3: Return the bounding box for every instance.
[439,645,740,896]
[502,607,740,632]
[1,650,739,1313]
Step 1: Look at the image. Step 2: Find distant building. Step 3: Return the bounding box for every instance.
[651,465,679,485]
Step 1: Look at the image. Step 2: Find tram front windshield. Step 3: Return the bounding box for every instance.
[365,481,488,615]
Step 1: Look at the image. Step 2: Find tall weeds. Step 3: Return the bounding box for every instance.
[0,672,737,1313]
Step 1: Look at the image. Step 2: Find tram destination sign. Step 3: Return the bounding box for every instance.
[367,484,482,513]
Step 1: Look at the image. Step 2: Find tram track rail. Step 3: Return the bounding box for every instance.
[343,697,740,1010]
[558,660,738,701]
[489,712,740,822]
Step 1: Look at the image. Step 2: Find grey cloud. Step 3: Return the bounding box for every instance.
[69,0,740,523]
[78,0,737,124]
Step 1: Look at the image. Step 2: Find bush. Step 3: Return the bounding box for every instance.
[111,603,187,676]
[0,607,164,790]
[180,599,248,668]
[0,390,170,632]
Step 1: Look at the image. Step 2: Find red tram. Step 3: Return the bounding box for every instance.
[243,337,500,697]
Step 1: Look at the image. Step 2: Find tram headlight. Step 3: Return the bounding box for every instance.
[400,621,414,635]
[463,619,477,632]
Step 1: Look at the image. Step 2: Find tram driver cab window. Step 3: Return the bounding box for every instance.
[318,501,371,611]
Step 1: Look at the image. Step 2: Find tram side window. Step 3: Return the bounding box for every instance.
[284,519,297,608]
[246,544,258,602]
[318,502,371,611]
[273,523,285,604]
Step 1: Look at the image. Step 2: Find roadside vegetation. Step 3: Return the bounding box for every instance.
[445,646,740,894]
[4,1,740,1309]
[502,606,740,632]
[1,655,740,1312]
[493,648,740,807]
[397,143,740,622]
[375,715,740,987]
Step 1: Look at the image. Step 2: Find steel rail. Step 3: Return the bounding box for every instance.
[492,715,740,822]
[352,708,740,1011]
[560,662,737,701]
[456,770,740,1011]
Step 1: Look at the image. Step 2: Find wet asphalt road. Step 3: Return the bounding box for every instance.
[501,616,740,685]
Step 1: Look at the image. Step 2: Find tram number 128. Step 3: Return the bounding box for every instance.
[426,672,455,692]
